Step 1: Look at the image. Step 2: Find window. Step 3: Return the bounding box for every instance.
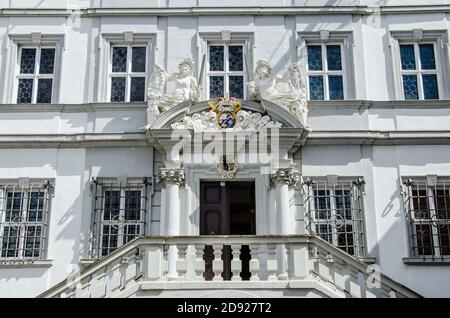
[109,45,147,102]
[91,178,150,258]
[306,44,345,100]
[207,44,245,99]
[303,178,366,258]
[399,43,440,100]
[0,182,52,260]
[403,178,450,259]
[16,47,56,104]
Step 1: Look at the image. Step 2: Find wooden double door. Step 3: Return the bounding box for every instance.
[200,181,256,280]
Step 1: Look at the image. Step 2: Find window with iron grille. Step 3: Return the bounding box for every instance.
[90,178,150,258]
[0,181,52,261]
[109,45,147,102]
[402,178,450,259]
[303,177,366,258]
[16,46,56,104]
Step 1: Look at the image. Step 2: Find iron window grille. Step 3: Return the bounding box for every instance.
[90,178,151,258]
[16,46,56,104]
[207,43,246,99]
[402,178,450,259]
[0,181,52,261]
[303,177,366,258]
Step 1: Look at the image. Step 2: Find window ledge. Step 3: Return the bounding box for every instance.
[403,257,450,266]
[358,257,376,264]
[80,258,98,267]
[0,259,53,268]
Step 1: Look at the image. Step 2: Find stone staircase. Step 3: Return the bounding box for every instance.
[39,235,421,298]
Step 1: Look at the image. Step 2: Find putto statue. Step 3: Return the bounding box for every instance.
[147,58,201,125]
[247,59,308,124]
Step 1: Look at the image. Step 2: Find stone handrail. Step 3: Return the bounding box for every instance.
[39,235,421,298]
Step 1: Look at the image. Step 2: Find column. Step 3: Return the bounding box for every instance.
[271,168,300,235]
[159,168,185,280]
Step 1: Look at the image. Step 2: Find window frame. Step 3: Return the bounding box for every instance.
[305,42,347,101]
[398,41,442,100]
[0,181,52,261]
[108,44,148,103]
[206,42,246,100]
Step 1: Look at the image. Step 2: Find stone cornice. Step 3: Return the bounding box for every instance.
[271,168,301,187]
[2,5,450,18]
[158,168,185,186]
[0,102,147,113]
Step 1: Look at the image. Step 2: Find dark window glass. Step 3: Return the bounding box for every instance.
[209,46,224,72]
[112,47,128,73]
[104,191,121,220]
[326,45,342,71]
[17,79,34,104]
[229,76,244,99]
[228,46,243,72]
[329,75,344,100]
[402,75,419,100]
[309,76,324,100]
[307,46,322,71]
[20,48,36,74]
[400,45,416,70]
[37,79,53,103]
[130,77,146,102]
[422,74,439,100]
[209,76,224,98]
[419,44,436,70]
[132,47,146,73]
[110,77,126,102]
[415,224,434,256]
[39,49,56,74]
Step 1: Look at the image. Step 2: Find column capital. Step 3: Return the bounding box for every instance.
[159,168,185,186]
[271,168,300,187]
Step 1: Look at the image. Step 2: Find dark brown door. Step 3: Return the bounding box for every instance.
[200,181,255,281]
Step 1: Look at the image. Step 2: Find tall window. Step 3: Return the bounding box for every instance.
[110,45,147,102]
[208,44,245,99]
[91,179,150,258]
[303,178,366,258]
[0,182,52,260]
[17,47,55,104]
[403,179,450,258]
[399,43,440,100]
[306,44,344,101]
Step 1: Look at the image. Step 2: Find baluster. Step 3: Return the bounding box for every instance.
[266,243,278,281]
[231,244,242,281]
[212,244,224,281]
[277,244,288,280]
[194,244,205,281]
[249,244,260,281]
[167,245,178,280]
[176,244,188,280]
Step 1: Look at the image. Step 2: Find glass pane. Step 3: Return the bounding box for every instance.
[326,45,342,71]
[123,225,140,244]
[402,75,418,100]
[1,227,19,258]
[419,44,436,70]
[335,189,352,220]
[110,77,126,102]
[104,191,121,220]
[439,225,450,256]
[229,76,244,99]
[24,226,41,258]
[130,77,146,102]
[39,48,55,74]
[20,48,36,74]
[112,47,128,73]
[209,46,224,71]
[209,76,224,98]
[412,189,430,219]
[307,45,323,71]
[6,192,23,222]
[314,190,330,219]
[229,46,243,71]
[309,76,324,100]
[434,188,450,219]
[17,79,33,104]
[28,192,45,222]
[422,74,439,100]
[329,75,344,100]
[132,47,146,73]
[315,224,332,243]
[125,191,141,221]
[400,45,416,70]
[37,79,53,103]
[415,224,434,256]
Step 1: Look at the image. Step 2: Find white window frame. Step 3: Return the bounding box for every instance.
[390,30,450,100]
[0,180,52,261]
[206,42,246,100]
[108,44,148,103]
[398,42,442,100]
[305,42,347,101]
[15,46,56,104]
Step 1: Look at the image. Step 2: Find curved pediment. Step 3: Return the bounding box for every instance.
[150,99,306,130]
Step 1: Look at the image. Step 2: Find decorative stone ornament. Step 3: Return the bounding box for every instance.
[159,168,185,186]
[217,154,238,179]
[271,168,301,187]
[247,59,308,124]
[208,96,241,128]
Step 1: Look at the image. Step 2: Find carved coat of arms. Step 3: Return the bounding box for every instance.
[217,154,238,179]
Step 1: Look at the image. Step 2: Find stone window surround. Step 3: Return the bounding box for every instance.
[3,33,64,105]
[389,30,450,100]
[297,31,356,100]
[197,31,254,101]
[97,32,156,103]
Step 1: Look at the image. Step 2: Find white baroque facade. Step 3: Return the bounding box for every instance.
[0,0,450,298]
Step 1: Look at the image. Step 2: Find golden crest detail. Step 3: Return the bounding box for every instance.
[208,96,241,129]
